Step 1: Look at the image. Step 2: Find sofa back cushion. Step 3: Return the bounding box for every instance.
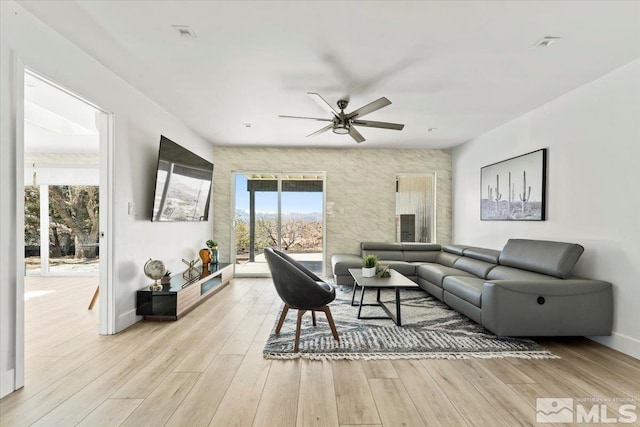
[453,257,496,279]
[403,251,440,263]
[401,243,442,262]
[361,242,405,261]
[443,245,469,255]
[498,239,584,279]
[435,251,460,267]
[463,247,500,264]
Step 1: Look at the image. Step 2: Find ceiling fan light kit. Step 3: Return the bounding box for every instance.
[279,92,405,143]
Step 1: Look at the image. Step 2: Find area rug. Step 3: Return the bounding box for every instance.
[263,285,558,360]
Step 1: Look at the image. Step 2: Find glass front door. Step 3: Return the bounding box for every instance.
[233,172,325,276]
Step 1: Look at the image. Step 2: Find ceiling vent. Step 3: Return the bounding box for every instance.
[172,25,196,38]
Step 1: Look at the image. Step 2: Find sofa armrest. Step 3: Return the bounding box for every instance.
[331,254,362,276]
[481,279,613,337]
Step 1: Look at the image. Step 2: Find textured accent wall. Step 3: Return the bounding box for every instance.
[212,147,451,275]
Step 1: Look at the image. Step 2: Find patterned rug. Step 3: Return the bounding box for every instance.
[263,285,558,360]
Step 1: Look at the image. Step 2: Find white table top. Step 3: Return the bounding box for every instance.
[348,268,419,289]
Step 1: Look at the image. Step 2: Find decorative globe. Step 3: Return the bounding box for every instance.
[144,259,167,285]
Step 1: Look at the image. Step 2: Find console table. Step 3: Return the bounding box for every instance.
[136,263,233,320]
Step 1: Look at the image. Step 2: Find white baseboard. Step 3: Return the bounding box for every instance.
[1,369,15,398]
[589,332,640,360]
[115,308,142,333]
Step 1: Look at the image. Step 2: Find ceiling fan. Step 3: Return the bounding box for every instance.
[279,92,405,143]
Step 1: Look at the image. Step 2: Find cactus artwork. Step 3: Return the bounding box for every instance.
[519,170,532,214]
[507,172,512,217]
[480,149,546,221]
[495,174,502,213]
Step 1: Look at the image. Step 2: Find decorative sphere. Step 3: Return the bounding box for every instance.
[144,259,167,281]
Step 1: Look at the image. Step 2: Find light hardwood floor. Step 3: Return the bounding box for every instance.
[1,277,639,426]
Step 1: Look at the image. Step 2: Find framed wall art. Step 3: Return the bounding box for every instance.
[480,148,547,221]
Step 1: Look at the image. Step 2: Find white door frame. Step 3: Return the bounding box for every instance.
[13,63,116,390]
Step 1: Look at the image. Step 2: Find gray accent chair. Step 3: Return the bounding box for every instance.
[264,248,339,351]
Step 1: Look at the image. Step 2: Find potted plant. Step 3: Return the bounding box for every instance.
[362,254,378,277]
[206,239,219,264]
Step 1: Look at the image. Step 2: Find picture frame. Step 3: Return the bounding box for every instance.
[480,148,547,221]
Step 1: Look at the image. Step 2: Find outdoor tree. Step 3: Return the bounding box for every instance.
[234,215,250,250]
[49,185,99,259]
[24,186,40,248]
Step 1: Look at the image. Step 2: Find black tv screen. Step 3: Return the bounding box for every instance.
[151,136,213,222]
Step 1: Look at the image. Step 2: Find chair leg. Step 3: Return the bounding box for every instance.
[295,309,306,352]
[321,306,339,343]
[88,286,99,310]
[275,304,290,334]
[311,310,316,326]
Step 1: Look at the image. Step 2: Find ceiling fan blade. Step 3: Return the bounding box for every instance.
[352,119,404,131]
[279,115,332,122]
[348,126,365,143]
[306,124,333,138]
[308,92,339,116]
[347,97,391,119]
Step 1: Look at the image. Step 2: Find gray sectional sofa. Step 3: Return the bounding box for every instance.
[331,239,613,337]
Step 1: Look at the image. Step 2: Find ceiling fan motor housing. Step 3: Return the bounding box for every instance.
[332,116,350,134]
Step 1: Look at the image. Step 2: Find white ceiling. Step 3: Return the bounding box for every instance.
[19,0,640,149]
[23,71,99,167]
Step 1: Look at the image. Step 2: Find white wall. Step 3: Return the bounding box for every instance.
[452,59,640,358]
[0,1,214,397]
[212,147,452,276]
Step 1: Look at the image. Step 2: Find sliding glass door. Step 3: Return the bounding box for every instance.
[233,172,325,277]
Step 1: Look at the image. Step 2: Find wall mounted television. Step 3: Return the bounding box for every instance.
[151,135,213,222]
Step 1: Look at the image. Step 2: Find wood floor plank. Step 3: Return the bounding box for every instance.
[207,342,271,426]
[333,360,381,425]
[75,398,143,427]
[165,354,243,426]
[422,360,511,427]
[219,302,274,355]
[3,277,640,427]
[476,359,536,385]
[362,360,398,379]
[455,360,537,426]
[296,359,340,427]
[392,360,468,426]
[27,321,194,426]
[369,378,426,427]
[253,360,301,427]
[120,372,200,427]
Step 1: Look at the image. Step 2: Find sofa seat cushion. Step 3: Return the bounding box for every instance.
[417,263,475,287]
[380,261,416,277]
[487,265,556,281]
[443,276,485,307]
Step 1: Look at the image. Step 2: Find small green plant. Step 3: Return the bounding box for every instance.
[362,254,378,268]
[206,240,218,249]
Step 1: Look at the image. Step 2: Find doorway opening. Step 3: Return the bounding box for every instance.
[22,70,109,370]
[395,174,436,243]
[233,172,325,277]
